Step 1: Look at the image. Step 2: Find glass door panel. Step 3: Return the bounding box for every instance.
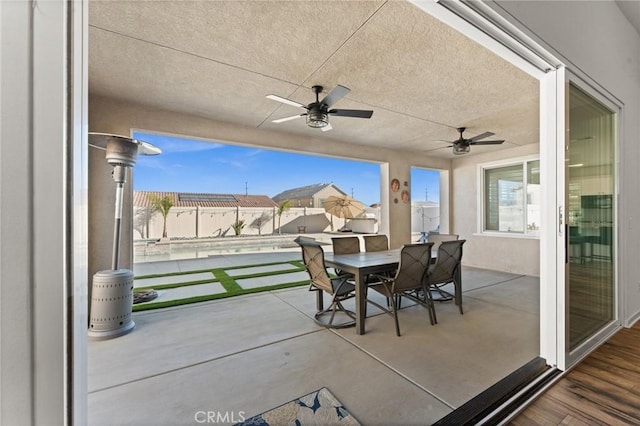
[567,83,616,351]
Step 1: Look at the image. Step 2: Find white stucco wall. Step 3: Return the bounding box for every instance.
[136,206,381,239]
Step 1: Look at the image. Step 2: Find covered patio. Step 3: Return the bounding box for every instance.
[87,1,544,423]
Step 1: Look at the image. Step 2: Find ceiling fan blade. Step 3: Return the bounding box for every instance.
[272,114,306,123]
[266,94,306,109]
[328,109,373,119]
[469,131,495,142]
[321,123,333,132]
[469,139,505,145]
[321,85,350,107]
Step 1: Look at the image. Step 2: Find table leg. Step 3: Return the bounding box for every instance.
[454,266,463,314]
[316,288,324,312]
[355,270,366,335]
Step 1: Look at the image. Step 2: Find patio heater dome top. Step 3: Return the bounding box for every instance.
[89,132,161,167]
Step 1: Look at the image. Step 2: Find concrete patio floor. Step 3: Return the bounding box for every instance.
[89,253,539,425]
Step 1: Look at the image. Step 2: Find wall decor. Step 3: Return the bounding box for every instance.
[391,178,400,192]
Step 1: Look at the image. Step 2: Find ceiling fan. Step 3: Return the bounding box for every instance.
[266,85,373,131]
[442,127,505,155]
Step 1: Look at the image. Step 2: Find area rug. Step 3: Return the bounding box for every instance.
[236,387,360,426]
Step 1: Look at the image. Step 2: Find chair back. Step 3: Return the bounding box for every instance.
[426,232,459,254]
[427,239,466,284]
[392,243,433,293]
[298,241,333,294]
[364,234,389,252]
[332,236,360,255]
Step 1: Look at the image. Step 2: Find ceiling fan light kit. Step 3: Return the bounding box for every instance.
[307,109,329,128]
[453,143,470,155]
[444,127,505,155]
[267,84,373,131]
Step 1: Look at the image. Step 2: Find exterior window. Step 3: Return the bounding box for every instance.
[483,159,540,236]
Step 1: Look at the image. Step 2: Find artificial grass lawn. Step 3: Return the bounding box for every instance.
[132,260,309,312]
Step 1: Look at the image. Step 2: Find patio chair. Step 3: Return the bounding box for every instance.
[332,236,360,255]
[364,233,397,272]
[366,243,435,336]
[424,232,458,262]
[423,239,466,320]
[297,238,356,329]
[363,234,389,252]
[331,236,360,278]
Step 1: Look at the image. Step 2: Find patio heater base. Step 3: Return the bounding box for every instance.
[88,269,135,340]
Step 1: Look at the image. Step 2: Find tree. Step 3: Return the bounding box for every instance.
[231,219,245,236]
[276,199,292,234]
[148,194,174,238]
[250,211,272,236]
[133,207,151,239]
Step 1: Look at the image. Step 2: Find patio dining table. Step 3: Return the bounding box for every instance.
[324,249,400,335]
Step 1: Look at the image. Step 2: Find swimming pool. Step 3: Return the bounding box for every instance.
[134,240,303,263]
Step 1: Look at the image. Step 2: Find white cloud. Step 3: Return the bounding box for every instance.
[136,157,183,173]
[207,149,266,169]
[242,148,265,158]
[135,133,223,153]
[210,158,247,169]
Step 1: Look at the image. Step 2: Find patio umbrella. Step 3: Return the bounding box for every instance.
[323,195,365,230]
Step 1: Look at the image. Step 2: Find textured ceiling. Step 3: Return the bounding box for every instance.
[88,0,540,159]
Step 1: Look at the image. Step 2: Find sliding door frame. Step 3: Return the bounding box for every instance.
[559,71,622,369]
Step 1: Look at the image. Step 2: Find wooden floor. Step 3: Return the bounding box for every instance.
[510,322,640,425]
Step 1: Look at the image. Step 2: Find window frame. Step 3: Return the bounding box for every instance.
[477,154,541,239]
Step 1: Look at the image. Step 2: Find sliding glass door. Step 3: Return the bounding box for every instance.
[565,81,618,363]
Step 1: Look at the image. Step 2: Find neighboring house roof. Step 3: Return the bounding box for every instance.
[134,191,278,208]
[272,183,346,201]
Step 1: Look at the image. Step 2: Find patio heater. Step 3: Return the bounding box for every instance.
[88,132,161,340]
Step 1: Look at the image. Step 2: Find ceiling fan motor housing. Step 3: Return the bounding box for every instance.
[453,142,470,155]
[307,104,329,128]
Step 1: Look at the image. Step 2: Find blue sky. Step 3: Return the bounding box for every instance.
[133,132,439,207]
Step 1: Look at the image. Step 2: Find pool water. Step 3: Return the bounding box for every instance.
[134,243,301,263]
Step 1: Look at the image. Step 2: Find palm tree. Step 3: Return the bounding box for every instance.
[276,199,292,234]
[148,194,173,238]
